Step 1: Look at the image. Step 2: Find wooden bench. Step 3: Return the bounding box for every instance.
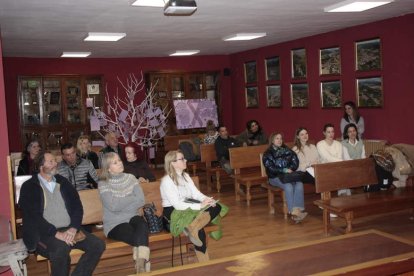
[178,138,204,176]
[37,176,219,273]
[313,158,414,235]
[229,145,268,206]
[200,144,226,192]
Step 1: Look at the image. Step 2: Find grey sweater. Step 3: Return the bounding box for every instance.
[98,173,145,236]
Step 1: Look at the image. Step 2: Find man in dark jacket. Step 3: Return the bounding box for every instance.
[214,126,240,174]
[19,151,105,276]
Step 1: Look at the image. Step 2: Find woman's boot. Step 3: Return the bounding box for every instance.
[195,249,210,262]
[184,212,211,247]
[135,246,150,273]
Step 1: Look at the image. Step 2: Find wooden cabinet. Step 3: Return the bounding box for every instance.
[18,75,103,150]
[146,71,220,135]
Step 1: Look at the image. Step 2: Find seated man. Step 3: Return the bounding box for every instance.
[100,132,126,161]
[214,126,240,174]
[18,151,105,276]
[58,143,99,191]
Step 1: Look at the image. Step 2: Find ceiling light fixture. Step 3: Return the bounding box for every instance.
[131,0,165,7]
[324,0,393,12]
[223,33,267,41]
[84,32,126,42]
[164,0,197,16]
[61,52,91,58]
[169,50,200,56]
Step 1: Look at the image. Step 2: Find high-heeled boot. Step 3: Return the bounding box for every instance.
[184,212,211,247]
[195,249,210,262]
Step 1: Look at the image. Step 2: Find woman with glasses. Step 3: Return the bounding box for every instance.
[160,150,221,262]
[237,119,268,146]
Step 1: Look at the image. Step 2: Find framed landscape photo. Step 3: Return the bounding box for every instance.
[265,56,280,81]
[355,38,382,71]
[266,85,281,108]
[357,77,383,108]
[244,61,257,83]
[290,83,309,108]
[321,80,342,108]
[291,48,307,79]
[245,86,259,108]
[320,47,341,75]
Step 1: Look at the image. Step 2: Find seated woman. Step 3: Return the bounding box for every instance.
[340,101,365,138]
[160,150,221,262]
[77,135,99,169]
[342,123,366,160]
[262,133,307,222]
[17,139,41,175]
[99,152,150,273]
[123,143,156,182]
[291,127,319,184]
[237,119,268,146]
[204,120,219,144]
[317,123,349,197]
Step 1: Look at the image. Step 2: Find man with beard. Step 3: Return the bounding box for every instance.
[18,151,105,276]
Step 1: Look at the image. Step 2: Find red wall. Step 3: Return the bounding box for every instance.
[3,56,231,151]
[228,13,414,143]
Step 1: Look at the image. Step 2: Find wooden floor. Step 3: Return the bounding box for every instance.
[26,168,414,275]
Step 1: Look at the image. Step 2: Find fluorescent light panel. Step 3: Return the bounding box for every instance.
[61,52,91,58]
[223,33,267,41]
[169,50,200,56]
[131,0,165,7]
[84,32,126,42]
[324,0,393,12]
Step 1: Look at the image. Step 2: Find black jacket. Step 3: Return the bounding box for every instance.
[214,136,240,161]
[262,145,299,179]
[18,174,83,252]
[123,159,156,182]
[17,156,37,176]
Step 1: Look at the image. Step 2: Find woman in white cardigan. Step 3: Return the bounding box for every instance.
[292,127,319,184]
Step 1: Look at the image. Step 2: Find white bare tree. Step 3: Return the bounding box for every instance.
[93,72,171,147]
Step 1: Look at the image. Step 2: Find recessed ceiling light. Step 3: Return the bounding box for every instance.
[131,0,165,7]
[324,0,393,12]
[61,52,91,58]
[169,50,200,56]
[84,32,126,42]
[223,33,267,41]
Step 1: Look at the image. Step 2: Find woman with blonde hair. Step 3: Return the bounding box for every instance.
[99,152,150,273]
[160,150,221,262]
[77,135,99,169]
[292,127,319,184]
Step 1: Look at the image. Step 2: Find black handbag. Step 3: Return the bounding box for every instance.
[143,203,164,233]
[279,171,305,184]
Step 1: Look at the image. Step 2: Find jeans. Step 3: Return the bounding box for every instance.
[107,215,149,247]
[220,159,233,175]
[269,177,305,213]
[36,228,106,276]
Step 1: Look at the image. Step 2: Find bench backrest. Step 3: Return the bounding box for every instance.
[200,144,217,165]
[164,134,204,152]
[314,158,377,193]
[229,144,268,170]
[364,139,387,157]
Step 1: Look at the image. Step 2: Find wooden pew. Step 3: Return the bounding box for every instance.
[37,176,219,273]
[178,138,204,176]
[229,145,268,206]
[313,158,414,235]
[200,144,226,192]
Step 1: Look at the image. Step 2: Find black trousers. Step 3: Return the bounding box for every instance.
[163,205,221,253]
[107,215,149,247]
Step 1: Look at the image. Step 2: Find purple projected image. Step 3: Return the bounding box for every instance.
[174,99,218,129]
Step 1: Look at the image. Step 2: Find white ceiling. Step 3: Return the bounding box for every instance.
[0,0,413,58]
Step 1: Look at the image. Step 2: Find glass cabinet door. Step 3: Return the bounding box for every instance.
[64,78,83,124]
[171,75,185,99]
[188,74,204,99]
[20,78,42,125]
[42,78,62,125]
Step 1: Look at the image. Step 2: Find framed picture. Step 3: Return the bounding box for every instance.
[266,85,281,108]
[244,61,257,83]
[87,84,100,95]
[291,48,307,79]
[321,80,342,108]
[245,87,259,108]
[265,56,280,81]
[357,77,383,108]
[49,91,60,105]
[320,47,341,75]
[290,83,309,108]
[355,38,381,71]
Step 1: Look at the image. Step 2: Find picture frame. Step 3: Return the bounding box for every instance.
[355,38,382,71]
[87,84,100,95]
[291,48,307,79]
[290,83,309,108]
[245,87,259,108]
[266,85,281,108]
[49,91,60,105]
[244,61,257,83]
[321,80,342,108]
[320,47,341,75]
[356,77,383,108]
[265,56,280,81]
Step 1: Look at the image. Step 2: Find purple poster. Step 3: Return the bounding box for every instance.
[173,99,218,129]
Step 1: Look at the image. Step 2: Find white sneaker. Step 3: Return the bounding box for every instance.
[330,213,338,218]
[338,189,350,196]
